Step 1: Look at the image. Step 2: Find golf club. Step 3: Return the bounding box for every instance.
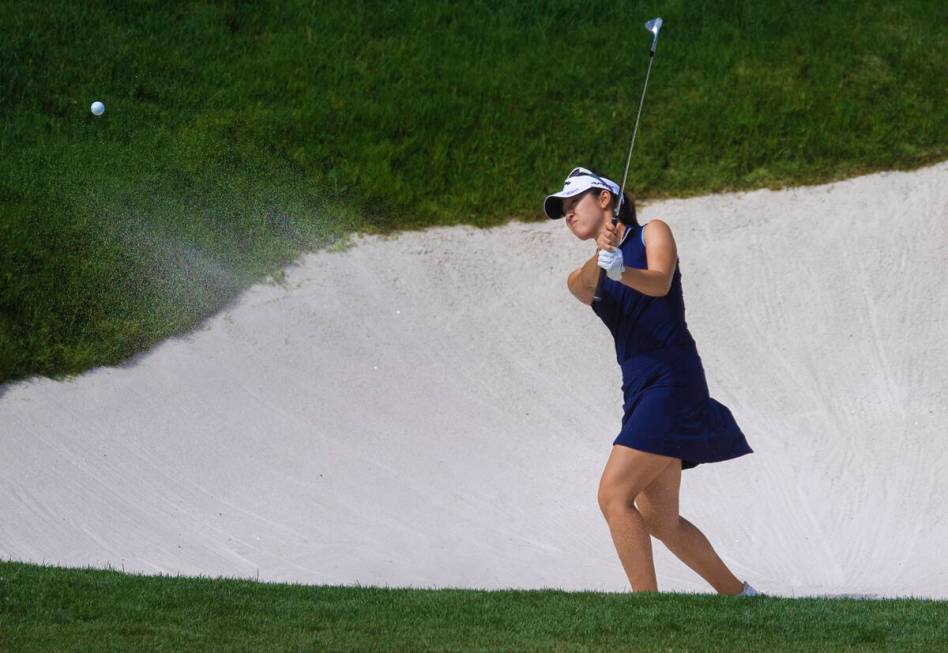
[593,16,663,303]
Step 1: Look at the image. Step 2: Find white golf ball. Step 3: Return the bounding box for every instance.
[90,101,105,116]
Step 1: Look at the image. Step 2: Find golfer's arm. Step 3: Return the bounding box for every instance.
[617,219,676,297]
[567,252,601,305]
[616,266,673,297]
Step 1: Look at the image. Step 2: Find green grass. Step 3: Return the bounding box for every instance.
[1,560,946,652]
[1,0,946,383]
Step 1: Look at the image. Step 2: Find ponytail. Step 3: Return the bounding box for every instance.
[615,189,638,228]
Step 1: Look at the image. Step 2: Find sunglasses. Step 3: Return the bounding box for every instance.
[566,167,614,191]
[563,168,622,217]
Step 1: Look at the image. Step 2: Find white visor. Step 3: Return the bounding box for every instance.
[543,166,621,220]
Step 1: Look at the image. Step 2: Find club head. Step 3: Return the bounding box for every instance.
[645,17,663,52]
[645,17,663,36]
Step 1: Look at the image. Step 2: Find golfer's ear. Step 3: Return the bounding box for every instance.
[600,190,612,208]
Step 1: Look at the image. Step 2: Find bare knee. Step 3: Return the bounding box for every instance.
[597,486,635,517]
[641,512,681,541]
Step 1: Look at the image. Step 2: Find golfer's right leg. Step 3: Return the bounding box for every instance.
[598,444,674,592]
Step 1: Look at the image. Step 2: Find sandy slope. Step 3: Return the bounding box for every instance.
[2,162,946,599]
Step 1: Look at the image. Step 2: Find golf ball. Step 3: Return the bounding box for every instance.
[90,101,105,116]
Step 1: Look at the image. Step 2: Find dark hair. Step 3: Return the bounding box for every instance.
[587,166,638,228]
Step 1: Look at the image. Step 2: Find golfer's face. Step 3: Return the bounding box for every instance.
[563,191,602,240]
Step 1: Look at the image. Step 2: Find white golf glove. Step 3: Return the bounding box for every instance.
[598,247,625,281]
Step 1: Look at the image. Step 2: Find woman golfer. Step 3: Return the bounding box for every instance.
[544,166,760,596]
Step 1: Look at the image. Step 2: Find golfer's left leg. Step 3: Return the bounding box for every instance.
[636,459,745,596]
[598,444,676,592]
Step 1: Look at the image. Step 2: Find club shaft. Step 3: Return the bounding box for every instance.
[593,49,658,303]
[617,52,655,211]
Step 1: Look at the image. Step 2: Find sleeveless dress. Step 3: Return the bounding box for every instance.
[591,222,754,470]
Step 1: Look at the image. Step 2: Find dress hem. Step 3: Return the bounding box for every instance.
[611,439,753,470]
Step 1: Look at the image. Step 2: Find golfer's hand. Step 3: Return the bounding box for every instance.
[596,221,620,252]
[598,247,625,281]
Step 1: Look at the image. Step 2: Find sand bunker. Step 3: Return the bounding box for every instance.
[2,161,946,599]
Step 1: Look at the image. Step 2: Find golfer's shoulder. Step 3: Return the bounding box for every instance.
[641,218,674,245]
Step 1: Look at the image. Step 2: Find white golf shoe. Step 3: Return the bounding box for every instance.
[738,580,761,597]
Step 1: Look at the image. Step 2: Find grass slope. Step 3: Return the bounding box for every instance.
[1,560,947,652]
[1,0,946,382]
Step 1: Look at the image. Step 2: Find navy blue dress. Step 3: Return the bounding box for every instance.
[591,222,754,470]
